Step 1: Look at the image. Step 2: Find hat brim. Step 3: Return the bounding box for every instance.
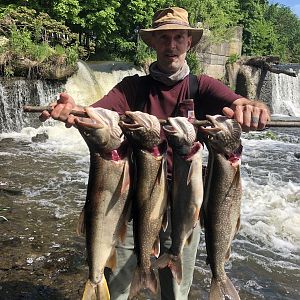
[139,25,203,48]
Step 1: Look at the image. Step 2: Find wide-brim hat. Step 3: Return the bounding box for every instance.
[139,7,203,48]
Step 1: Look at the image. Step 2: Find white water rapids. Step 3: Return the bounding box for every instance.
[0,61,299,299]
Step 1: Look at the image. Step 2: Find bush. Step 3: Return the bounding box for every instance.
[187,51,202,75]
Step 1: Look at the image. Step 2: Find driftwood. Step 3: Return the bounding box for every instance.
[243,56,297,77]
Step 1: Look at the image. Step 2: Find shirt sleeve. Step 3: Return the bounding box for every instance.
[198,74,242,117]
[91,75,140,114]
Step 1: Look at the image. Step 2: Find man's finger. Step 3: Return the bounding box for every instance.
[234,105,244,125]
[39,111,51,122]
[222,107,234,118]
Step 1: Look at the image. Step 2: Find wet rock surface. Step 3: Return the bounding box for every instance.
[0,190,87,300]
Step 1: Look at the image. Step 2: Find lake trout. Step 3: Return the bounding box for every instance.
[76,107,132,300]
[119,111,168,299]
[200,114,242,300]
[152,116,203,285]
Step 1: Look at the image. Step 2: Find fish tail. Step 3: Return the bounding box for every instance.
[128,267,158,299]
[82,278,110,300]
[152,253,183,285]
[209,276,240,300]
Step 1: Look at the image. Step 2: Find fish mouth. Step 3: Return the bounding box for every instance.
[119,113,141,130]
[119,111,161,135]
[163,118,181,134]
[199,115,223,137]
[163,124,177,134]
[76,108,111,130]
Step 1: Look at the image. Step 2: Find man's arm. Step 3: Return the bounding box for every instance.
[223,97,270,131]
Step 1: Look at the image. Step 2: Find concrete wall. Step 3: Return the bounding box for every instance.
[195,26,243,80]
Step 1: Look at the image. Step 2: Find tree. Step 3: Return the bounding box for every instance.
[265,4,300,62]
[238,0,281,57]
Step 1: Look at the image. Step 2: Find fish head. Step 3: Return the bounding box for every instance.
[200,115,242,155]
[119,111,161,150]
[163,117,196,155]
[77,107,124,152]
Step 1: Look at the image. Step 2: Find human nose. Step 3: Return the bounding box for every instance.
[166,37,176,49]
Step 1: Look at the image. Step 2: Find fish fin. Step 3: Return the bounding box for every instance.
[225,246,231,260]
[193,206,201,225]
[156,157,167,185]
[151,253,170,269]
[82,278,110,300]
[161,210,168,232]
[186,231,194,246]
[209,276,240,300]
[106,249,117,271]
[235,215,241,234]
[169,256,183,285]
[186,159,195,186]
[76,207,85,236]
[128,267,158,300]
[118,222,128,244]
[152,253,183,285]
[152,236,160,258]
[120,159,131,194]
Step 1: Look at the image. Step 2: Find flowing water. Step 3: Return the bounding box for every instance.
[0,62,299,299]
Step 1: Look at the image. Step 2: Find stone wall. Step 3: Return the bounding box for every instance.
[195,26,243,80]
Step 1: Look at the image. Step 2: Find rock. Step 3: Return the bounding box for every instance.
[31,132,49,143]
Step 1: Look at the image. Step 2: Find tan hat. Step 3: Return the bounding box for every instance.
[139,7,203,48]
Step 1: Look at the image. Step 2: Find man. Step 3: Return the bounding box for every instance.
[40,7,270,300]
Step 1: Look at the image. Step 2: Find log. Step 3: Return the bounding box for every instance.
[23,105,300,128]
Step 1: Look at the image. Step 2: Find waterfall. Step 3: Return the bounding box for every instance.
[0,61,145,133]
[271,66,300,116]
[0,78,63,133]
[64,60,145,104]
[87,61,145,95]
[64,60,105,105]
[237,63,300,117]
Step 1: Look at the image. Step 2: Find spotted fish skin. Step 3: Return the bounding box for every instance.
[119,111,168,299]
[76,107,132,300]
[200,115,242,300]
[152,117,204,285]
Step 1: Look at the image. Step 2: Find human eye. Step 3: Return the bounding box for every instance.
[158,34,168,41]
[176,34,185,41]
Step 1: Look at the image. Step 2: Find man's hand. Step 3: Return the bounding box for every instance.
[39,92,84,128]
[223,98,271,132]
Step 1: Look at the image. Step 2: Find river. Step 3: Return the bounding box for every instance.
[0,62,299,299]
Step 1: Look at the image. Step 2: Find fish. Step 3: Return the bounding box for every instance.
[199,114,242,300]
[119,111,168,299]
[152,116,204,285]
[76,107,132,300]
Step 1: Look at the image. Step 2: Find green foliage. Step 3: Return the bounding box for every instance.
[227,53,240,65]
[65,45,79,64]
[186,50,202,75]
[134,37,156,69]
[238,0,300,62]
[0,7,80,78]
[0,0,299,70]
[109,0,165,61]
[265,4,300,63]
[52,0,83,26]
